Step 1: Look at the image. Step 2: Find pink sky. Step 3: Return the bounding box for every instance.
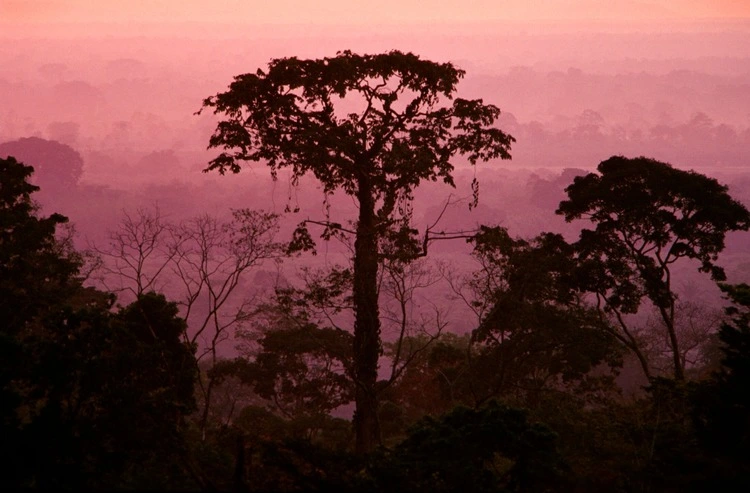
[3,0,749,25]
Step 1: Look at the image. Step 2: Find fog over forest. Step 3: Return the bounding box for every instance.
[2,14,750,490]
[3,22,749,321]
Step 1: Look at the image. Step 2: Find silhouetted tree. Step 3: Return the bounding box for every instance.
[558,156,750,380]
[233,325,354,437]
[94,206,175,298]
[201,50,513,453]
[1,156,85,487]
[227,269,356,435]
[0,157,80,334]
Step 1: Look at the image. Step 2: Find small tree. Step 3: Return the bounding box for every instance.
[93,206,175,299]
[94,207,286,439]
[230,268,356,437]
[558,156,750,380]
[202,50,513,453]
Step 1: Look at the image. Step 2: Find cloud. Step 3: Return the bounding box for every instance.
[0,0,67,21]
[1,0,747,27]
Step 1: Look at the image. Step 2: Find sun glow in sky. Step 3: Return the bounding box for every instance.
[3,0,749,26]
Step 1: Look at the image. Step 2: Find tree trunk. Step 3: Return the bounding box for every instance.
[233,435,246,492]
[659,304,685,381]
[631,342,654,383]
[199,374,216,441]
[353,176,382,455]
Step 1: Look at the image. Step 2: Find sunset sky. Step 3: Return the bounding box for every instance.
[3,0,750,26]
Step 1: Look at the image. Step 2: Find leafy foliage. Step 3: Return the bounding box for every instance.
[691,283,750,487]
[220,270,355,441]
[202,50,513,189]
[559,156,749,299]
[0,156,80,334]
[373,401,566,493]
[468,226,622,403]
[0,157,199,489]
[242,326,354,421]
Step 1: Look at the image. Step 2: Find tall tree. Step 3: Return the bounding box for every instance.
[558,156,750,380]
[201,50,513,453]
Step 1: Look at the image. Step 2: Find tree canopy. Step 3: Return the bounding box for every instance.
[469,227,623,402]
[0,156,78,337]
[558,155,750,380]
[0,137,84,192]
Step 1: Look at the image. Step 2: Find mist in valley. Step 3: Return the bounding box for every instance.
[4,20,749,329]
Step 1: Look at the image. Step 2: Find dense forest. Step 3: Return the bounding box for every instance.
[2,49,750,492]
